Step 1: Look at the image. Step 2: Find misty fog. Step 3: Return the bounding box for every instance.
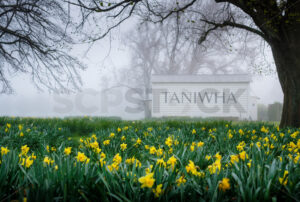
[0,15,283,120]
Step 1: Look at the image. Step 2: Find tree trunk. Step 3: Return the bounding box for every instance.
[144,86,152,119]
[271,40,300,128]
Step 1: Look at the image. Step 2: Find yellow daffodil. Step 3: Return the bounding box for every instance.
[167,155,177,170]
[113,153,122,164]
[135,138,142,146]
[279,170,288,185]
[208,158,221,174]
[64,147,72,155]
[152,184,163,198]
[230,154,239,164]
[149,146,156,154]
[43,156,54,166]
[1,147,9,155]
[138,173,155,188]
[110,133,115,138]
[247,159,252,168]
[165,137,173,147]
[239,151,248,161]
[20,156,34,168]
[6,123,11,128]
[156,148,163,156]
[205,155,211,161]
[103,140,110,145]
[187,162,204,177]
[256,142,261,148]
[120,143,127,151]
[219,178,230,192]
[156,158,166,168]
[176,176,187,186]
[261,126,269,133]
[90,141,99,149]
[76,152,88,163]
[21,145,30,156]
[190,145,195,151]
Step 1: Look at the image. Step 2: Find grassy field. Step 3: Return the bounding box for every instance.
[0,117,299,201]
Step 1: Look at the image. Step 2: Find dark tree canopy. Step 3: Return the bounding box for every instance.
[71,0,300,127]
[0,0,85,93]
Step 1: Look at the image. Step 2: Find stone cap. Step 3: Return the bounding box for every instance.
[152,74,251,83]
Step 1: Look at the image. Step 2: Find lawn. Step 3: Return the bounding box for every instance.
[0,117,299,201]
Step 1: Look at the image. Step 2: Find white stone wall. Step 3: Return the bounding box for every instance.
[152,82,250,119]
[247,96,259,121]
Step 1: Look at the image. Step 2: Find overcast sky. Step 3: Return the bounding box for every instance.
[0,20,283,120]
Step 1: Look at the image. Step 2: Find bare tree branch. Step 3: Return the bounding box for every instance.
[0,0,86,93]
[199,19,268,43]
